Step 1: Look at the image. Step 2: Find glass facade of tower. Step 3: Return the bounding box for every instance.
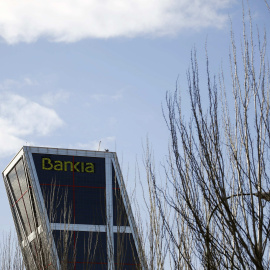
[2,147,146,270]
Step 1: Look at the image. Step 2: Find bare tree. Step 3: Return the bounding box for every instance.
[0,231,25,270]
[141,142,195,270]
[131,142,194,270]
[140,147,169,270]
[265,0,270,12]
[147,7,270,270]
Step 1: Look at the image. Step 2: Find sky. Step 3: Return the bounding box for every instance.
[0,0,269,233]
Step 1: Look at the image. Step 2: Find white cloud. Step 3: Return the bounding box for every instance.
[0,78,37,91]
[42,89,70,106]
[90,91,123,102]
[0,93,64,157]
[23,77,36,86]
[0,0,233,43]
[0,131,27,157]
[0,79,23,90]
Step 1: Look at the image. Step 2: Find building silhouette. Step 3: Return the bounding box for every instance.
[2,146,147,270]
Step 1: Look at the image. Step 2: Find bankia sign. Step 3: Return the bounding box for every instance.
[41,156,95,173]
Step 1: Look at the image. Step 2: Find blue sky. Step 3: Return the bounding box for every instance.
[0,0,269,232]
